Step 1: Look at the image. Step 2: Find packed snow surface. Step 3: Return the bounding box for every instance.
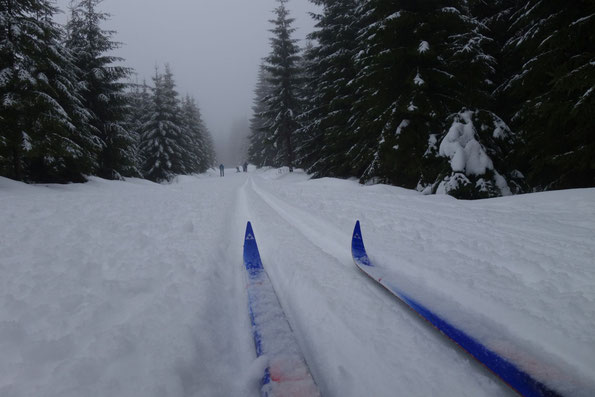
[1,168,594,397]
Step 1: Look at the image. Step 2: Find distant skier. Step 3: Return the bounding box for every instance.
[236,166,241,173]
[219,164,224,177]
[243,162,248,172]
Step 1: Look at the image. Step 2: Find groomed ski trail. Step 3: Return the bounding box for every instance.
[4,170,593,397]
[242,175,509,397]
[249,171,595,396]
[196,176,258,396]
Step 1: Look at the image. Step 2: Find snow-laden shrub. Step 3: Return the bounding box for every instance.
[420,110,524,199]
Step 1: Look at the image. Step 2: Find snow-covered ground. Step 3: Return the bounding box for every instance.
[1,168,594,397]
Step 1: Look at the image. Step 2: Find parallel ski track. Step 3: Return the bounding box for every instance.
[256,176,595,384]
[244,176,511,397]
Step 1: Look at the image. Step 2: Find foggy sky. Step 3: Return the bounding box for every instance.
[53,0,318,152]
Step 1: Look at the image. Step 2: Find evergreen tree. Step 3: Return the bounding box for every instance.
[259,0,302,171]
[160,65,187,175]
[249,63,276,167]
[125,78,152,172]
[201,126,215,172]
[418,2,523,198]
[65,0,135,179]
[345,0,519,198]
[294,41,317,170]
[425,109,521,199]
[180,95,213,174]
[298,1,362,178]
[497,0,595,190]
[0,0,97,182]
[139,66,185,182]
[352,1,469,188]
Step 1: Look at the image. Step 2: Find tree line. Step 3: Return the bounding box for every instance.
[0,0,214,184]
[249,0,595,199]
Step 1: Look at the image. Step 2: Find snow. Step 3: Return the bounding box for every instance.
[441,7,461,15]
[492,117,509,139]
[575,86,593,108]
[386,12,401,21]
[22,132,32,151]
[424,133,438,157]
[440,111,493,175]
[418,40,429,54]
[413,72,424,86]
[570,12,595,26]
[395,119,409,136]
[1,170,595,396]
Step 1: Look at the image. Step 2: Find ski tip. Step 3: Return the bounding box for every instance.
[353,220,361,237]
[245,221,254,238]
[352,220,369,264]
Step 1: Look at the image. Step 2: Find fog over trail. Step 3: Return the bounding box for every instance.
[53,0,318,149]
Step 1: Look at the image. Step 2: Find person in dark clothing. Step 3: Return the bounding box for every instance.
[243,162,248,172]
[219,164,224,177]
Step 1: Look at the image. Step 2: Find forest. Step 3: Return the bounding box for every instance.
[250,0,595,198]
[2,0,594,198]
[0,0,215,184]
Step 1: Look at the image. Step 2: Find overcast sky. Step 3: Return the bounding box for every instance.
[53,0,318,143]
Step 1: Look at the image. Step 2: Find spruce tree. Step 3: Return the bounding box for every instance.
[65,0,135,179]
[498,0,595,190]
[249,63,276,167]
[425,109,520,199]
[200,127,215,172]
[352,1,468,188]
[126,78,152,173]
[160,65,186,175]
[294,41,317,170]
[259,0,302,171]
[139,66,185,182]
[180,95,213,174]
[298,1,362,178]
[0,0,97,182]
[418,2,523,198]
[345,0,518,198]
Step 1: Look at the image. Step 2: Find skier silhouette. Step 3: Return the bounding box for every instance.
[219,164,224,177]
[243,162,248,172]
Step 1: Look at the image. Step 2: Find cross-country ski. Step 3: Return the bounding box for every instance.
[243,221,320,397]
[351,220,564,397]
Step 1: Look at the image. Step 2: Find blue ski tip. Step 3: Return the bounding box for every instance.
[245,221,254,237]
[244,222,263,275]
[352,221,371,266]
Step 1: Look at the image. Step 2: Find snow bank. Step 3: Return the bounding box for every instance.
[0,175,254,397]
